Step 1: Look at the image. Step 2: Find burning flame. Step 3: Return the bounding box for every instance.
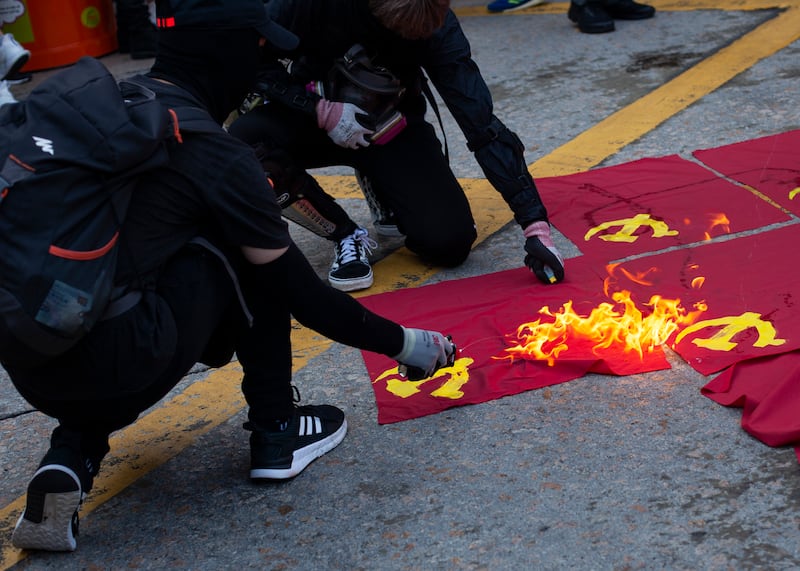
[503,290,705,366]
[606,263,658,287]
[703,213,730,241]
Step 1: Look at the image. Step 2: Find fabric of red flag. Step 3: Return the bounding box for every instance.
[610,224,800,375]
[693,130,800,216]
[701,351,800,463]
[535,155,789,262]
[359,260,672,424]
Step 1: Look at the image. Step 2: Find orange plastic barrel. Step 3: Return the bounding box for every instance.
[1,0,118,71]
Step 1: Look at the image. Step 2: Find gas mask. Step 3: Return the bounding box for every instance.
[314,44,407,145]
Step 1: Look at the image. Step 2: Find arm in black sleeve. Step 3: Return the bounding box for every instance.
[422,11,548,228]
[282,243,405,357]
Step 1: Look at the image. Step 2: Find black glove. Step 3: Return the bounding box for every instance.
[523,221,565,284]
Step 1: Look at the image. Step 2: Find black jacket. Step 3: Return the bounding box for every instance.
[257,0,549,227]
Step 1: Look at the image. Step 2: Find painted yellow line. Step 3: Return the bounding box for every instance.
[453,0,797,18]
[533,6,800,177]
[3,4,798,568]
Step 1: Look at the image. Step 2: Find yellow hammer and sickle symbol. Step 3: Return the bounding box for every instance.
[674,312,786,352]
[788,187,800,200]
[584,213,679,243]
[373,357,474,400]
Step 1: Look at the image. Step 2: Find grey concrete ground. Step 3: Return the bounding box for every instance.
[2,1,800,570]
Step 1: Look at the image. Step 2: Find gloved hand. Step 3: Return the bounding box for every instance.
[393,327,456,381]
[523,221,565,284]
[316,99,374,149]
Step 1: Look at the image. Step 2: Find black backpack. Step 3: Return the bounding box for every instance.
[0,56,219,368]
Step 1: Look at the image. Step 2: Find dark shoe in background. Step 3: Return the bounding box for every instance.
[568,2,615,33]
[605,0,656,20]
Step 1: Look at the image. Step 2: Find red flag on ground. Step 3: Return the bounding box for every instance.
[536,155,789,262]
[360,260,672,424]
[610,224,800,375]
[694,130,800,216]
[702,352,800,463]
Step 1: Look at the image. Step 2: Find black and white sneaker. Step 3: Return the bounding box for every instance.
[245,405,347,481]
[328,228,376,292]
[12,465,85,552]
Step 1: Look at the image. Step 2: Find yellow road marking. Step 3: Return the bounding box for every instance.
[453,0,795,17]
[3,2,799,567]
[533,6,800,177]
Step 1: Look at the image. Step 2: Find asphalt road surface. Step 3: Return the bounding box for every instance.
[2,1,799,569]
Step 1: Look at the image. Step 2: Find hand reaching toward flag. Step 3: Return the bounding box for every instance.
[523,221,565,284]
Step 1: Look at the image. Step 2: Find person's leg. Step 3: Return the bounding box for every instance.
[11,245,239,551]
[114,0,157,58]
[568,0,615,33]
[231,106,375,291]
[569,0,654,32]
[356,115,477,268]
[255,148,358,242]
[603,0,655,20]
[236,249,348,480]
[237,243,455,479]
[355,169,404,237]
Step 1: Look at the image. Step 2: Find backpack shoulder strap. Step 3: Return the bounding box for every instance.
[118,77,223,138]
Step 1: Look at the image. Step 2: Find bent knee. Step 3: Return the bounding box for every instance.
[406,225,476,268]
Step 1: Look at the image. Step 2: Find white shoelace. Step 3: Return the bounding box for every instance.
[337,228,377,265]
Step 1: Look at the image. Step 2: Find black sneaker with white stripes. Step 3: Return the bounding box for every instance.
[245,405,347,481]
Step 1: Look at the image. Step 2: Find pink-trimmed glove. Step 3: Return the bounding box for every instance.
[523,221,565,284]
[316,99,374,149]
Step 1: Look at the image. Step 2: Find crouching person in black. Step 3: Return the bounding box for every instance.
[228,0,566,293]
[4,0,454,553]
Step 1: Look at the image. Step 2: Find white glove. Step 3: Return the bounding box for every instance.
[393,327,456,380]
[316,99,374,149]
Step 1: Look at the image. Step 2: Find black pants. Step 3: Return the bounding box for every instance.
[8,246,244,460]
[229,103,478,267]
[9,243,405,465]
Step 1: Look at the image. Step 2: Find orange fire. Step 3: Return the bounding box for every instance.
[703,213,730,240]
[503,290,705,366]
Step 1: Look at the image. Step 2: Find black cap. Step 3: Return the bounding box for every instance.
[156,0,298,51]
